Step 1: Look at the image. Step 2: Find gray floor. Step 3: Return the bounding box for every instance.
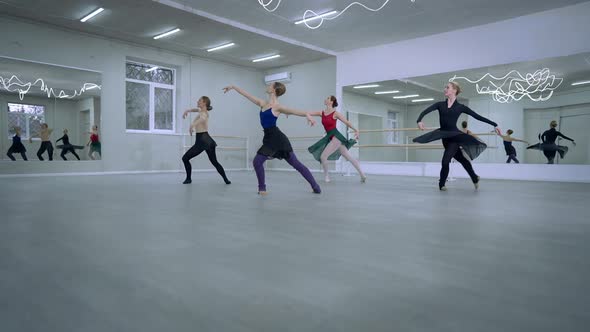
[1,171,589,332]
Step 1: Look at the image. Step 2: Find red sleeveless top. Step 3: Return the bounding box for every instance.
[90,134,99,143]
[322,111,337,131]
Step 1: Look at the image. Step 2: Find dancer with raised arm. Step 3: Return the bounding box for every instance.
[527,120,575,164]
[223,82,321,195]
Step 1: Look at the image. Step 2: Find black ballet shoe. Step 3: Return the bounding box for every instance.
[473,176,480,190]
[224,179,231,185]
[439,186,447,191]
[182,178,192,184]
[312,187,322,194]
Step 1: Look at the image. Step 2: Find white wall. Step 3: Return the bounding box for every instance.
[337,2,590,87]
[0,17,263,174]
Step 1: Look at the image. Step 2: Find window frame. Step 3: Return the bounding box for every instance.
[387,111,399,144]
[6,102,46,140]
[125,61,177,134]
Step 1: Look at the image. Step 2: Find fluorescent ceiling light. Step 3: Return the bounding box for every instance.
[374,90,399,95]
[154,28,181,40]
[572,80,590,86]
[411,98,435,103]
[294,11,338,25]
[393,94,419,99]
[253,54,281,63]
[146,66,158,73]
[80,8,104,22]
[353,84,380,89]
[207,43,235,52]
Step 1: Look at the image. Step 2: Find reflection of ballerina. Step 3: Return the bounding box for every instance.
[527,121,575,164]
[6,126,28,161]
[307,95,366,183]
[497,129,528,164]
[86,125,101,160]
[414,82,501,191]
[30,123,54,160]
[56,129,83,160]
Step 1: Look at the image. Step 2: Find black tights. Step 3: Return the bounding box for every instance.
[61,148,80,160]
[544,151,556,164]
[7,150,27,161]
[182,146,230,183]
[506,154,519,163]
[440,140,478,187]
[37,141,53,161]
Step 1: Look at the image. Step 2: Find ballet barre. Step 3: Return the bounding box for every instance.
[181,134,250,170]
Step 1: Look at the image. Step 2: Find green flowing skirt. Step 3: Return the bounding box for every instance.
[308,129,356,162]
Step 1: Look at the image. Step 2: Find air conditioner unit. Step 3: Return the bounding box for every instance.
[264,72,291,84]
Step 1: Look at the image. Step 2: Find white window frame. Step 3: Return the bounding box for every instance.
[387,111,399,144]
[125,61,176,134]
[6,102,46,140]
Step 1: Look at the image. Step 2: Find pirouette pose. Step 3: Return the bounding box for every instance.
[414,82,501,191]
[30,123,54,160]
[527,120,575,164]
[498,129,528,164]
[181,96,231,185]
[223,82,321,195]
[307,95,366,183]
[86,125,101,160]
[56,129,84,160]
[6,126,28,161]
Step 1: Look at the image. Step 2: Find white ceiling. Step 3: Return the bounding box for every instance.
[171,0,589,52]
[0,56,101,99]
[0,0,333,69]
[344,52,590,105]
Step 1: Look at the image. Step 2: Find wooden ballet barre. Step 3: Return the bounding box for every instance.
[350,127,436,133]
[351,144,499,149]
[183,145,246,151]
[289,135,324,139]
[211,135,248,139]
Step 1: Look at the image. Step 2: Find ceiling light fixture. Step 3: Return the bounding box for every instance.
[154,28,181,40]
[80,8,104,22]
[353,84,380,89]
[252,54,281,63]
[571,80,590,86]
[411,98,434,102]
[393,94,419,99]
[374,90,399,94]
[207,43,236,52]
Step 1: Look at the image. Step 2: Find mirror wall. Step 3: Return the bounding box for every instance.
[1,57,101,164]
[343,52,590,165]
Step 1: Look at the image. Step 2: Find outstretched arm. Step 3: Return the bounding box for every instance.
[307,111,323,117]
[463,106,501,135]
[223,85,265,108]
[334,112,360,139]
[416,102,439,130]
[557,131,575,142]
[274,105,316,126]
[182,108,200,119]
[56,135,64,143]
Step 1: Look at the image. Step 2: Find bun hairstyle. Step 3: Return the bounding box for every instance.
[201,96,213,111]
[273,82,286,97]
[550,120,558,128]
[330,95,338,107]
[461,121,468,129]
[448,81,462,95]
[507,129,514,135]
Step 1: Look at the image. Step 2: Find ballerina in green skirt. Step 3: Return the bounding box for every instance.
[307,95,366,183]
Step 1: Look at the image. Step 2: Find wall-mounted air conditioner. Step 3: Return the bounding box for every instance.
[264,72,291,84]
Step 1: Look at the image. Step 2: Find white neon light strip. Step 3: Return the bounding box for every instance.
[259,0,392,29]
[374,90,399,94]
[393,94,419,99]
[154,28,181,40]
[252,54,281,63]
[0,75,101,100]
[207,43,235,52]
[572,80,590,86]
[295,11,338,25]
[411,98,434,102]
[80,8,104,22]
[450,68,563,103]
[146,66,158,73]
[353,84,379,89]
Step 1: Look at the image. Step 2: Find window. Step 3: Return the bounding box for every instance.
[125,61,176,132]
[6,103,45,139]
[387,111,399,144]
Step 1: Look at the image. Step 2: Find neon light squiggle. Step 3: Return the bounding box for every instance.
[0,75,101,100]
[450,69,563,103]
[258,0,399,29]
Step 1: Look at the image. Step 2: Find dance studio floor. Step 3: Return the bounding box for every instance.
[1,171,589,332]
